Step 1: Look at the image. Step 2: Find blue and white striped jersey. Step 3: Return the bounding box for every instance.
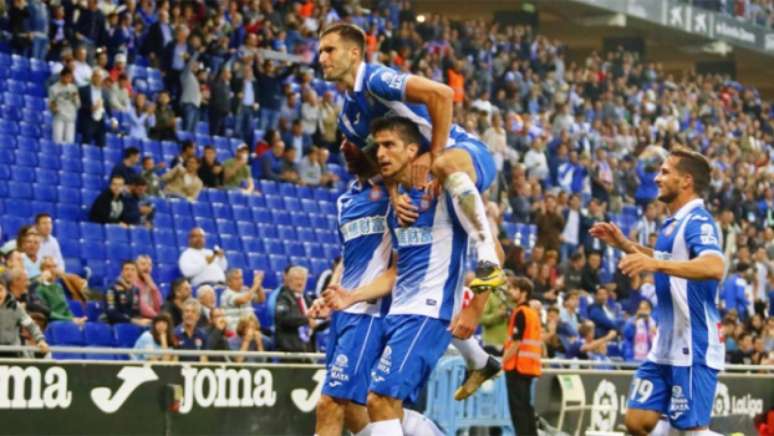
[649,199,725,370]
[338,62,480,151]
[386,186,468,321]
[337,179,392,316]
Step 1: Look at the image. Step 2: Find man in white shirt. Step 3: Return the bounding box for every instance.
[178,227,228,288]
[34,213,88,301]
[73,45,93,87]
[560,194,582,261]
[221,268,266,330]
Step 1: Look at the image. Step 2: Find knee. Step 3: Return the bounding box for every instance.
[316,395,343,419]
[624,413,656,436]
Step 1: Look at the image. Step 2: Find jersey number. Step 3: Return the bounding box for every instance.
[630,378,654,403]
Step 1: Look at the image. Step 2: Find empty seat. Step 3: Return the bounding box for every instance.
[33,183,57,202]
[54,218,80,239]
[48,321,85,345]
[80,222,104,240]
[129,227,152,246]
[68,300,86,318]
[152,229,176,247]
[231,205,251,221]
[86,301,105,322]
[113,323,146,348]
[59,171,81,187]
[81,240,107,260]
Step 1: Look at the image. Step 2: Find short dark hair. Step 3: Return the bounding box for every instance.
[512,276,533,300]
[320,23,366,57]
[670,146,711,195]
[128,176,147,186]
[370,116,423,147]
[121,260,136,269]
[171,277,189,299]
[123,146,140,159]
[60,67,73,77]
[34,213,51,224]
[181,139,196,152]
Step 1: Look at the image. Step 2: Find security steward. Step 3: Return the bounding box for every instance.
[502,277,542,436]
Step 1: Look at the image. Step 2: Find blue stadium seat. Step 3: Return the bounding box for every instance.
[236,221,256,238]
[80,222,104,240]
[285,241,305,257]
[8,181,33,199]
[315,229,337,244]
[170,199,192,216]
[114,323,146,348]
[0,149,13,164]
[131,242,154,259]
[56,203,82,221]
[15,149,37,166]
[212,202,233,220]
[86,301,104,322]
[277,225,297,240]
[54,218,80,239]
[11,169,35,183]
[279,183,297,197]
[284,197,301,211]
[243,237,264,253]
[0,216,26,240]
[68,300,85,318]
[130,227,152,246]
[61,157,83,173]
[106,242,132,261]
[216,219,236,235]
[247,195,267,209]
[156,246,179,264]
[81,240,107,260]
[5,200,32,218]
[81,188,100,207]
[59,238,80,258]
[219,235,242,251]
[253,208,270,223]
[225,190,247,206]
[232,205,251,221]
[296,186,314,199]
[290,256,310,270]
[268,254,289,272]
[270,210,290,224]
[310,259,328,276]
[31,200,55,216]
[290,212,311,228]
[83,159,104,175]
[83,174,104,190]
[265,195,285,210]
[226,251,247,270]
[59,171,81,188]
[18,121,39,138]
[304,242,324,259]
[152,229,176,247]
[205,189,227,204]
[17,136,37,150]
[84,322,116,359]
[195,218,217,234]
[36,168,59,184]
[154,213,173,229]
[320,201,337,215]
[175,230,189,247]
[48,321,85,345]
[156,263,179,285]
[265,239,285,255]
[301,199,320,213]
[259,180,278,195]
[257,224,278,239]
[323,244,340,260]
[193,202,213,218]
[33,183,57,202]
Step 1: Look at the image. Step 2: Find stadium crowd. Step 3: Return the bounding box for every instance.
[684,0,774,28]
[0,0,772,366]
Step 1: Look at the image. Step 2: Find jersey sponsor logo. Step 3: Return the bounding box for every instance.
[369,185,383,201]
[669,384,690,420]
[328,354,350,385]
[340,216,386,242]
[699,223,718,245]
[376,346,392,375]
[394,227,434,247]
[654,250,672,261]
[379,70,405,90]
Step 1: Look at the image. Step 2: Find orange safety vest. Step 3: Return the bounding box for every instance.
[447,69,464,103]
[503,305,542,376]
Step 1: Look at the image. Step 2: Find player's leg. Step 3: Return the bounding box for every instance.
[402,408,444,436]
[667,364,719,434]
[344,403,371,435]
[625,362,670,435]
[315,395,347,436]
[452,336,501,400]
[366,393,404,435]
[431,147,505,291]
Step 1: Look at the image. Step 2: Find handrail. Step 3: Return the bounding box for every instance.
[1,345,771,372]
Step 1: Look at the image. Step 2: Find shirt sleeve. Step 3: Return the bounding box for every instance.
[179,249,206,278]
[511,311,526,341]
[684,215,724,260]
[365,66,410,102]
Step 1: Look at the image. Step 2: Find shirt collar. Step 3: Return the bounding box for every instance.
[672,198,704,221]
[352,62,366,93]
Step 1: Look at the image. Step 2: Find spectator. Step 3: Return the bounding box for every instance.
[559,290,582,337]
[480,278,510,351]
[221,268,265,330]
[140,155,164,196]
[274,266,314,352]
[5,268,49,322]
[123,177,154,227]
[150,91,177,141]
[560,194,582,261]
[282,119,312,163]
[48,67,80,144]
[141,9,173,67]
[561,252,586,293]
[635,155,659,209]
[170,139,197,168]
[77,69,109,147]
[588,287,619,338]
[35,256,87,325]
[132,313,176,361]
[74,0,106,51]
[622,300,656,362]
[222,144,256,194]
[174,298,208,362]
[198,145,224,188]
[260,141,291,182]
[565,320,617,360]
[229,313,266,363]
[722,262,751,321]
[279,147,302,185]
[523,138,549,182]
[728,332,754,364]
[630,202,660,248]
[300,88,320,137]
[17,225,42,280]
[162,24,190,101]
[534,193,564,253]
[162,156,203,202]
[180,37,205,133]
[208,66,232,137]
[178,228,227,288]
[196,285,216,324]
[317,91,340,151]
[34,214,64,272]
[126,93,156,140]
[299,146,337,187]
[89,175,129,225]
[204,307,231,362]
[9,0,31,56]
[162,278,192,327]
[134,255,162,320]
[233,61,258,146]
[580,199,609,253]
[0,281,48,358]
[256,59,295,130]
[105,261,149,327]
[110,146,141,182]
[107,73,131,113]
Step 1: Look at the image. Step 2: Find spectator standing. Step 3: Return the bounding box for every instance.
[299,146,337,187]
[560,194,583,261]
[126,93,156,140]
[256,60,295,130]
[300,88,320,137]
[35,257,87,325]
[141,9,173,67]
[162,25,189,102]
[28,0,48,60]
[132,313,176,361]
[722,263,751,321]
[174,298,208,362]
[317,91,340,151]
[274,266,314,352]
[48,68,80,144]
[198,145,224,188]
[74,0,106,50]
[588,287,619,338]
[89,175,129,225]
[105,261,149,326]
[480,286,509,351]
[233,61,259,146]
[534,193,565,253]
[208,66,232,137]
[223,144,256,194]
[178,228,227,288]
[9,0,31,56]
[0,282,48,358]
[162,156,203,202]
[622,300,656,362]
[630,202,660,248]
[180,39,204,133]
[221,268,265,330]
[77,69,109,147]
[150,91,177,141]
[523,138,549,182]
[134,255,162,320]
[110,147,141,182]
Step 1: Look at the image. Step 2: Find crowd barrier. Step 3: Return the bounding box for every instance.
[0,346,771,435]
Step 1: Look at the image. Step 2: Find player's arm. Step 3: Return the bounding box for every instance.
[651,254,724,281]
[589,221,654,257]
[323,256,397,310]
[403,76,454,158]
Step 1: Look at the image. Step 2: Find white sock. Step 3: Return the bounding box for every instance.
[354,424,373,436]
[649,419,672,436]
[444,172,500,266]
[369,419,403,435]
[451,337,489,370]
[683,430,722,436]
[402,409,444,436]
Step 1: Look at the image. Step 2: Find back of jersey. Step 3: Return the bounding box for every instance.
[337,180,391,316]
[387,187,468,321]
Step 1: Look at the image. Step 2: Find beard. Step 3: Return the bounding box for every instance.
[657,188,677,203]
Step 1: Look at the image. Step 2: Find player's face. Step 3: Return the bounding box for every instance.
[655,156,689,204]
[374,129,416,180]
[319,33,357,82]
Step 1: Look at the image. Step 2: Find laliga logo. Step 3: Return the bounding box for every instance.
[712,381,763,419]
[712,382,731,417]
[589,379,619,431]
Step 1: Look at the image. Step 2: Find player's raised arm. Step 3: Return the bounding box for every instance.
[403,75,454,159]
[589,221,654,257]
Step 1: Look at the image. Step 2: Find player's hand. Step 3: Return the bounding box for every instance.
[308,298,331,320]
[588,222,628,250]
[322,284,352,311]
[618,253,658,278]
[448,307,480,339]
[394,193,419,226]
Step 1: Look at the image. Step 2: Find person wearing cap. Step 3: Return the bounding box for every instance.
[223,144,256,194]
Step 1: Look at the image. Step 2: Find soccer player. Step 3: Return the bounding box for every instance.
[589,147,725,436]
[325,117,483,435]
[318,23,505,306]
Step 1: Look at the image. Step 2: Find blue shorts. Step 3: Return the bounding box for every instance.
[369,314,452,401]
[449,139,496,193]
[321,312,384,405]
[627,361,718,430]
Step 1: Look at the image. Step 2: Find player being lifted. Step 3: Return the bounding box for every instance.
[324,117,488,435]
[317,23,505,317]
